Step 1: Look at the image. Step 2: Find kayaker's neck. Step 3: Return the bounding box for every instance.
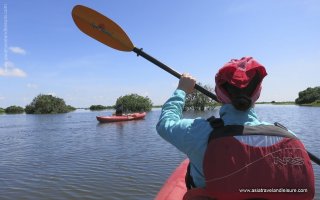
[219,104,260,125]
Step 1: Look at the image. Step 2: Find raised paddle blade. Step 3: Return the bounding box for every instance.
[72,5,134,52]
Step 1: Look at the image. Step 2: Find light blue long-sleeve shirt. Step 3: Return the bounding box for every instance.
[156,89,289,188]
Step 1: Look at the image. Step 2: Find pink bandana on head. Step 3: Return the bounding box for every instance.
[215,57,267,103]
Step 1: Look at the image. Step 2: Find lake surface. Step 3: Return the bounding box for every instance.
[0,105,319,200]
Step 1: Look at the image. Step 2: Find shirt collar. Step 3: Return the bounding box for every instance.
[219,104,261,125]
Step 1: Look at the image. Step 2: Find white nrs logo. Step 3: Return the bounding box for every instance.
[273,156,304,165]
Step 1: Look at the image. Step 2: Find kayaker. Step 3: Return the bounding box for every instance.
[156,57,315,200]
[115,104,123,116]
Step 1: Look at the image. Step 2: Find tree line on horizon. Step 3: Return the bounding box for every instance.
[0,93,153,114]
[183,85,320,110]
[1,86,319,114]
[0,94,75,115]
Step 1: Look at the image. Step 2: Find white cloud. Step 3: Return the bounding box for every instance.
[9,46,26,55]
[27,83,38,89]
[46,92,56,96]
[0,96,5,100]
[0,68,27,77]
[0,61,27,77]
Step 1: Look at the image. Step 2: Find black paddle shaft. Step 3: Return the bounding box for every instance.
[308,151,320,166]
[133,47,218,102]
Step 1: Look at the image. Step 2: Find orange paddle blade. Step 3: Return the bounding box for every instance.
[72,5,134,52]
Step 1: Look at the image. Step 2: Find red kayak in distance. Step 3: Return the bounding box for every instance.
[154,159,189,200]
[96,112,146,123]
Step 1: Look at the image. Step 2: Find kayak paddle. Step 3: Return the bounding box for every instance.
[71,5,218,102]
[71,5,320,166]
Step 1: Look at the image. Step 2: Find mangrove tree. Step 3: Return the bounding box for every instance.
[25,94,75,114]
[115,94,152,112]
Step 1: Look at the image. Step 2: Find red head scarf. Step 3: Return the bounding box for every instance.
[215,57,267,103]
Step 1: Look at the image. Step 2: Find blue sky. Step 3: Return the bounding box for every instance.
[0,0,319,108]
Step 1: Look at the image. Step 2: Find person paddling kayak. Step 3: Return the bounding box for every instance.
[114,104,124,116]
[156,57,315,200]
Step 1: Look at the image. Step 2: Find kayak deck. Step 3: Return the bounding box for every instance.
[96,112,146,123]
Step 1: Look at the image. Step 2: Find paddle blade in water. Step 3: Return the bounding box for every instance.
[72,5,134,52]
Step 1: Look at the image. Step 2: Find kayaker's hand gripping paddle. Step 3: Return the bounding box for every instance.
[71,5,320,166]
[71,5,217,102]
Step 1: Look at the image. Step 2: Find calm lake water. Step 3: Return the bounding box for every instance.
[0,105,319,200]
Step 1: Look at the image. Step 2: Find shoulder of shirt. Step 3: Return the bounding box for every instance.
[189,117,213,134]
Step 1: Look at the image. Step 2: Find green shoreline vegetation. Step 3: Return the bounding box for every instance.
[295,86,320,107]
[115,94,152,112]
[89,105,110,111]
[256,101,295,105]
[5,106,25,114]
[300,100,320,107]
[256,101,320,107]
[1,86,319,114]
[25,94,76,114]
[89,94,153,112]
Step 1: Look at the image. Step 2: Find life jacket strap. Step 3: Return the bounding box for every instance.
[206,117,297,142]
[185,163,196,190]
